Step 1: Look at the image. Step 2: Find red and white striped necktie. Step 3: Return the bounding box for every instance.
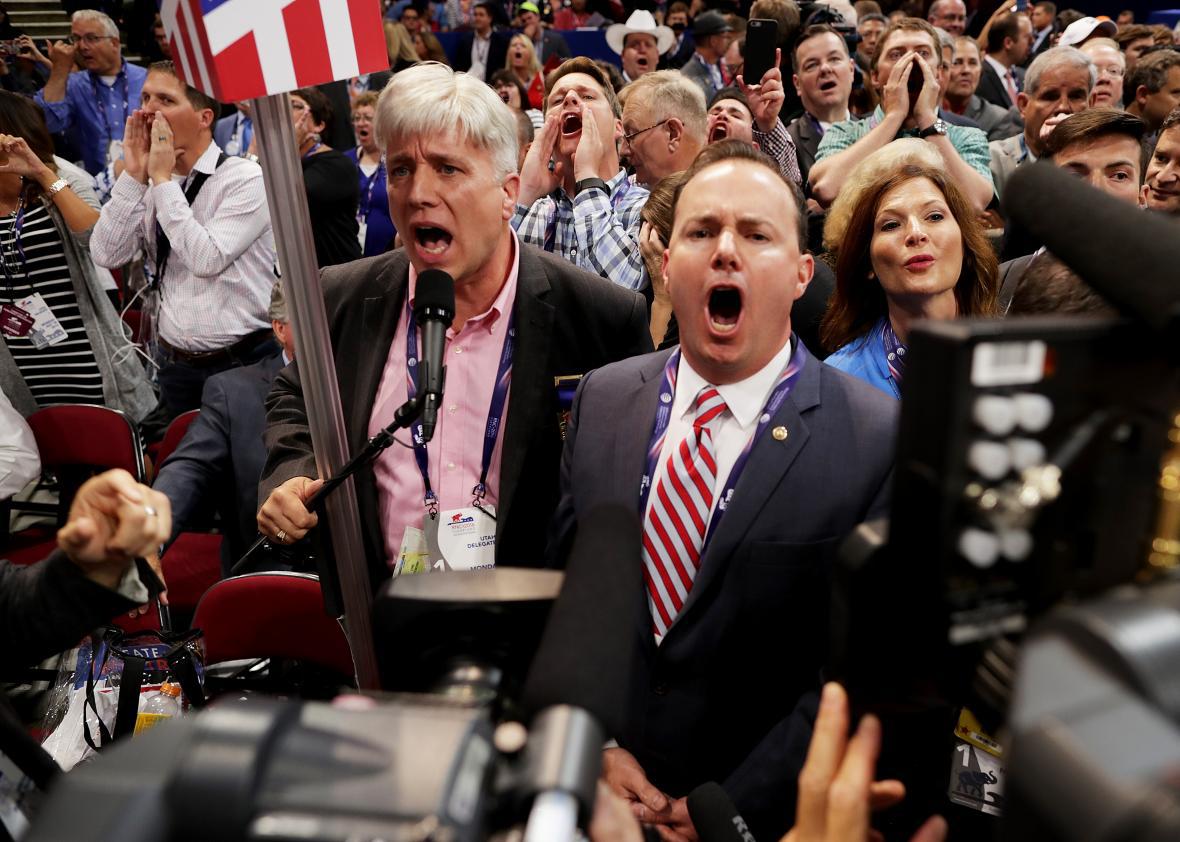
[642,386,728,639]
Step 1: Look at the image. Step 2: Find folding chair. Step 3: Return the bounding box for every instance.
[192,572,356,698]
[3,405,146,567]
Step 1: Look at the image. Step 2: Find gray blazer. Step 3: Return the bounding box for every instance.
[550,343,898,839]
[964,95,1023,143]
[680,55,721,102]
[0,201,156,421]
[989,132,1033,202]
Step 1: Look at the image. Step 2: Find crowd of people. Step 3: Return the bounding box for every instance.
[3,1,1180,840]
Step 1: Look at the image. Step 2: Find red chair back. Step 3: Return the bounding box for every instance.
[156,410,199,468]
[27,404,145,481]
[192,572,355,678]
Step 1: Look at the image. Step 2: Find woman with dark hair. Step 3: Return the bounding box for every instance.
[490,68,542,132]
[290,87,361,267]
[0,91,154,418]
[821,159,998,398]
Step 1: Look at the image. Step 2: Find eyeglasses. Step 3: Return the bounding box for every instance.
[623,118,669,143]
[67,33,114,46]
[1096,65,1126,78]
[351,113,374,124]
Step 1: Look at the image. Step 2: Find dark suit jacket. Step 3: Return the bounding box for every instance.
[661,33,695,70]
[154,353,284,575]
[451,30,511,79]
[977,60,1024,110]
[787,113,821,191]
[261,245,652,591]
[551,344,898,840]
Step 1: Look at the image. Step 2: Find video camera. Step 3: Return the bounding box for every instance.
[27,507,644,842]
[833,163,1180,840]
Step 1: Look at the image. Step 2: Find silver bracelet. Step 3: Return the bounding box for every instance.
[46,177,69,196]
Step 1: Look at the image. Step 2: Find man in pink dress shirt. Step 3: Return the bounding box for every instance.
[257,63,649,589]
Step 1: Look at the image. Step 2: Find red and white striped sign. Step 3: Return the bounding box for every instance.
[160,0,389,102]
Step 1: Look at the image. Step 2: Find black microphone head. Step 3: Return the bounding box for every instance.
[413,269,456,325]
[687,782,757,842]
[521,504,643,736]
[1002,161,1180,339]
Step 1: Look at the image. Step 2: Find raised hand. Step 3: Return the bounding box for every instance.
[46,38,76,71]
[573,103,606,182]
[147,112,177,184]
[0,134,53,181]
[518,109,563,206]
[738,48,785,134]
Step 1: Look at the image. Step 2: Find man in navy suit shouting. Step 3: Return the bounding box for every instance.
[551,140,898,841]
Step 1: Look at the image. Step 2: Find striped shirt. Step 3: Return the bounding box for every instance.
[511,169,649,291]
[0,201,104,406]
[90,142,275,352]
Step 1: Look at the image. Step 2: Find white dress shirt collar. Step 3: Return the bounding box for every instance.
[674,336,794,429]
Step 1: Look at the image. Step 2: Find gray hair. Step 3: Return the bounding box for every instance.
[71,9,119,39]
[1025,46,1097,97]
[933,26,955,53]
[624,70,707,143]
[374,62,519,179]
[268,282,287,323]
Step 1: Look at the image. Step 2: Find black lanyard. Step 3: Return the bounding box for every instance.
[152,153,227,288]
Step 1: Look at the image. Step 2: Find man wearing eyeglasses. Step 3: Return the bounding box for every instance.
[1079,39,1125,109]
[33,9,146,177]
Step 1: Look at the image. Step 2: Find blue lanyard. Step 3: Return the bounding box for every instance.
[881,320,906,398]
[234,115,252,153]
[404,294,516,513]
[89,70,129,147]
[0,189,28,288]
[638,342,808,550]
[356,152,383,219]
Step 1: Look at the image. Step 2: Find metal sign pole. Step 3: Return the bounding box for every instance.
[252,92,380,690]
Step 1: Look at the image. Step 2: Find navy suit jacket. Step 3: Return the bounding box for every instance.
[451,30,511,78]
[213,112,249,152]
[977,61,1024,110]
[550,342,898,840]
[154,353,284,575]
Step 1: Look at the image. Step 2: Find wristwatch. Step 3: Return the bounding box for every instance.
[575,177,609,195]
[918,119,948,139]
[46,177,69,196]
[245,153,260,164]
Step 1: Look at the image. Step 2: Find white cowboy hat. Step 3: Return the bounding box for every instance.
[606,10,676,56]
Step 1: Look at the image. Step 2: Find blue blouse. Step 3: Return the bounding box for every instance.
[345,148,397,258]
[824,318,900,400]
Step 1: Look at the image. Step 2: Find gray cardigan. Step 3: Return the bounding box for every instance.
[0,198,156,421]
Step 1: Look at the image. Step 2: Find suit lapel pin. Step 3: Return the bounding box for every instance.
[772,426,788,441]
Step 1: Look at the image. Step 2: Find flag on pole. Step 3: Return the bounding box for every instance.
[159,0,390,102]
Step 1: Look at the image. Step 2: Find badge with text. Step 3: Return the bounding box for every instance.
[17,293,68,349]
[0,303,34,338]
[948,709,1005,816]
[437,506,497,571]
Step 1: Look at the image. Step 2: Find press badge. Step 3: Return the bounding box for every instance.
[224,139,240,156]
[436,506,496,571]
[356,220,368,252]
[16,293,67,348]
[0,303,34,338]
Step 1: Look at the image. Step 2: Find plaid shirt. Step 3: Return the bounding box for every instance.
[815,106,994,187]
[511,169,650,291]
[753,119,803,187]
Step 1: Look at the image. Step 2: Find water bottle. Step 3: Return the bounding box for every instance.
[133,682,181,735]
